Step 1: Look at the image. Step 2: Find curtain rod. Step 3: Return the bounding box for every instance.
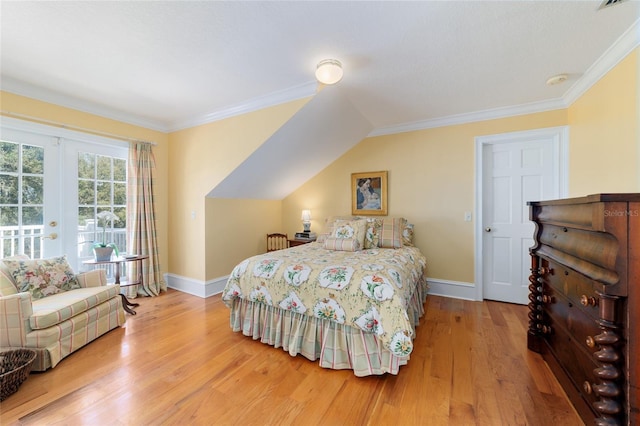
[0,110,158,146]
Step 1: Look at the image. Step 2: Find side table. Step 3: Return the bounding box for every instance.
[288,238,316,247]
[82,255,149,315]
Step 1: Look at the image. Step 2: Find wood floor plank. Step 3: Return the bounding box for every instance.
[0,290,583,425]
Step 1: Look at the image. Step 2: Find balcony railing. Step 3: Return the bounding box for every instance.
[1,224,128,260]
[0,225,45,259]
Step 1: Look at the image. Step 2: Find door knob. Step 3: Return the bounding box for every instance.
[42,233,58,240]
[484,227,492,232]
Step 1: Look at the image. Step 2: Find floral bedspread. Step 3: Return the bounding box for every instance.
[222,242,427,357]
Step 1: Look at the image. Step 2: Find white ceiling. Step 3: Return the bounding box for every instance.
[1,1,639,135]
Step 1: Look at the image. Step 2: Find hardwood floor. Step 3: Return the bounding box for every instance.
[0,289,583,425]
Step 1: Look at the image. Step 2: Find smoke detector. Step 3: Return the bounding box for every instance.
[546,74,568,86]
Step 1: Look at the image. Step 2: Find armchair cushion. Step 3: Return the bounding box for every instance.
[4,255,80,300]
[30,285,121,329]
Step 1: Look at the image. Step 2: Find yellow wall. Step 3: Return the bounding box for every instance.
[167,98,309,281]
[567,49,639,196]
[284,110,568,283]
[0,91,170,279]
[205,198,282,278]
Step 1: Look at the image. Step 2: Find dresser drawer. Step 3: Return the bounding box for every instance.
[544,318,600,410]
[542,259,601,321]
[543,284,601,355]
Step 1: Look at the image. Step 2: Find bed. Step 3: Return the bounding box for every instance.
[221,217,428,376]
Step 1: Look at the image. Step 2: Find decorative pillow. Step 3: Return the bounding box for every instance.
[318,215,361,244]
[402,222,415,247]
[4,255,81,300]
[0,255,29,296]
[378,218,405,249]
[363,217,382,249]
[333,219,366,245]
[323,237,361,252]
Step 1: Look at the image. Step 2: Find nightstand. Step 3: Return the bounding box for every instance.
[288,238,316,247]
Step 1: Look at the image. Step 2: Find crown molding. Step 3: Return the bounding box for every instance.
[369,98,568,137]
[166,81,318,132]
[563,17,639,106]
[0,77,169,132]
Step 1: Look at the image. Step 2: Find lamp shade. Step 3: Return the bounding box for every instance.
[301,210,312,221]
[315,59,343,85]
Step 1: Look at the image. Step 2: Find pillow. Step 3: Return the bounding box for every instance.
[323,237,361,252]
[0,255,29,296]
[327,219,367,251]
[318,215,361,244]
[363,217,382,249]
[4,255,81,300]
[378,218,405,249]
[402,222,415,247]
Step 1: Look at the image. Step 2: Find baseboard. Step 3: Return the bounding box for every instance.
[165,273,477,301]
[426,278,478,301]
[164,273,228,298]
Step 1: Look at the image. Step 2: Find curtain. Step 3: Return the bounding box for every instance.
[125,143,166,297]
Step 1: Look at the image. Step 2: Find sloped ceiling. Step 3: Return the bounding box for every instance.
[208,86,372,200]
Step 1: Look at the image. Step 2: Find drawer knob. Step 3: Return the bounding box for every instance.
[539,266,554,276]
[586,336,596,349]
[580,295,598,307]
[583,381,593,395]
[538,325,552,334]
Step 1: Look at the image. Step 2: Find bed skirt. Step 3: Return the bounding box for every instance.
[229,277,428,376]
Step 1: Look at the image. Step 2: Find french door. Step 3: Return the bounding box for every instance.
[1,119,127,270]
[0,128,61,258]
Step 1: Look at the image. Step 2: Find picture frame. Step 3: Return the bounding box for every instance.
[351,171,388,216]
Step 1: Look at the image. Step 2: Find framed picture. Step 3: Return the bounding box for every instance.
[351,171,388,216]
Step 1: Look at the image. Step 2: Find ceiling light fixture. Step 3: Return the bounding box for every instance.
[546,74,568,86]
[315,59,343,85]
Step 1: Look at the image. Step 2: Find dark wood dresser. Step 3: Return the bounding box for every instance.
[527,194,639,425]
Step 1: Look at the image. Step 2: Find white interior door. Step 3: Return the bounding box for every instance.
[478,127,567,304]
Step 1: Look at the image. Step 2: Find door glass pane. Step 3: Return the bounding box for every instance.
[114,158,126,181]
[97,156,111,180]
[96,182,111,205]
[78,180,94,205]
[0,141,18,173]
[22,176,44,204]
[0,206,18,257]
[22,206,43,225]
[113,182,126,205]
[0,175,18,203]
[78,153,94,179]
[21,145,44,174]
